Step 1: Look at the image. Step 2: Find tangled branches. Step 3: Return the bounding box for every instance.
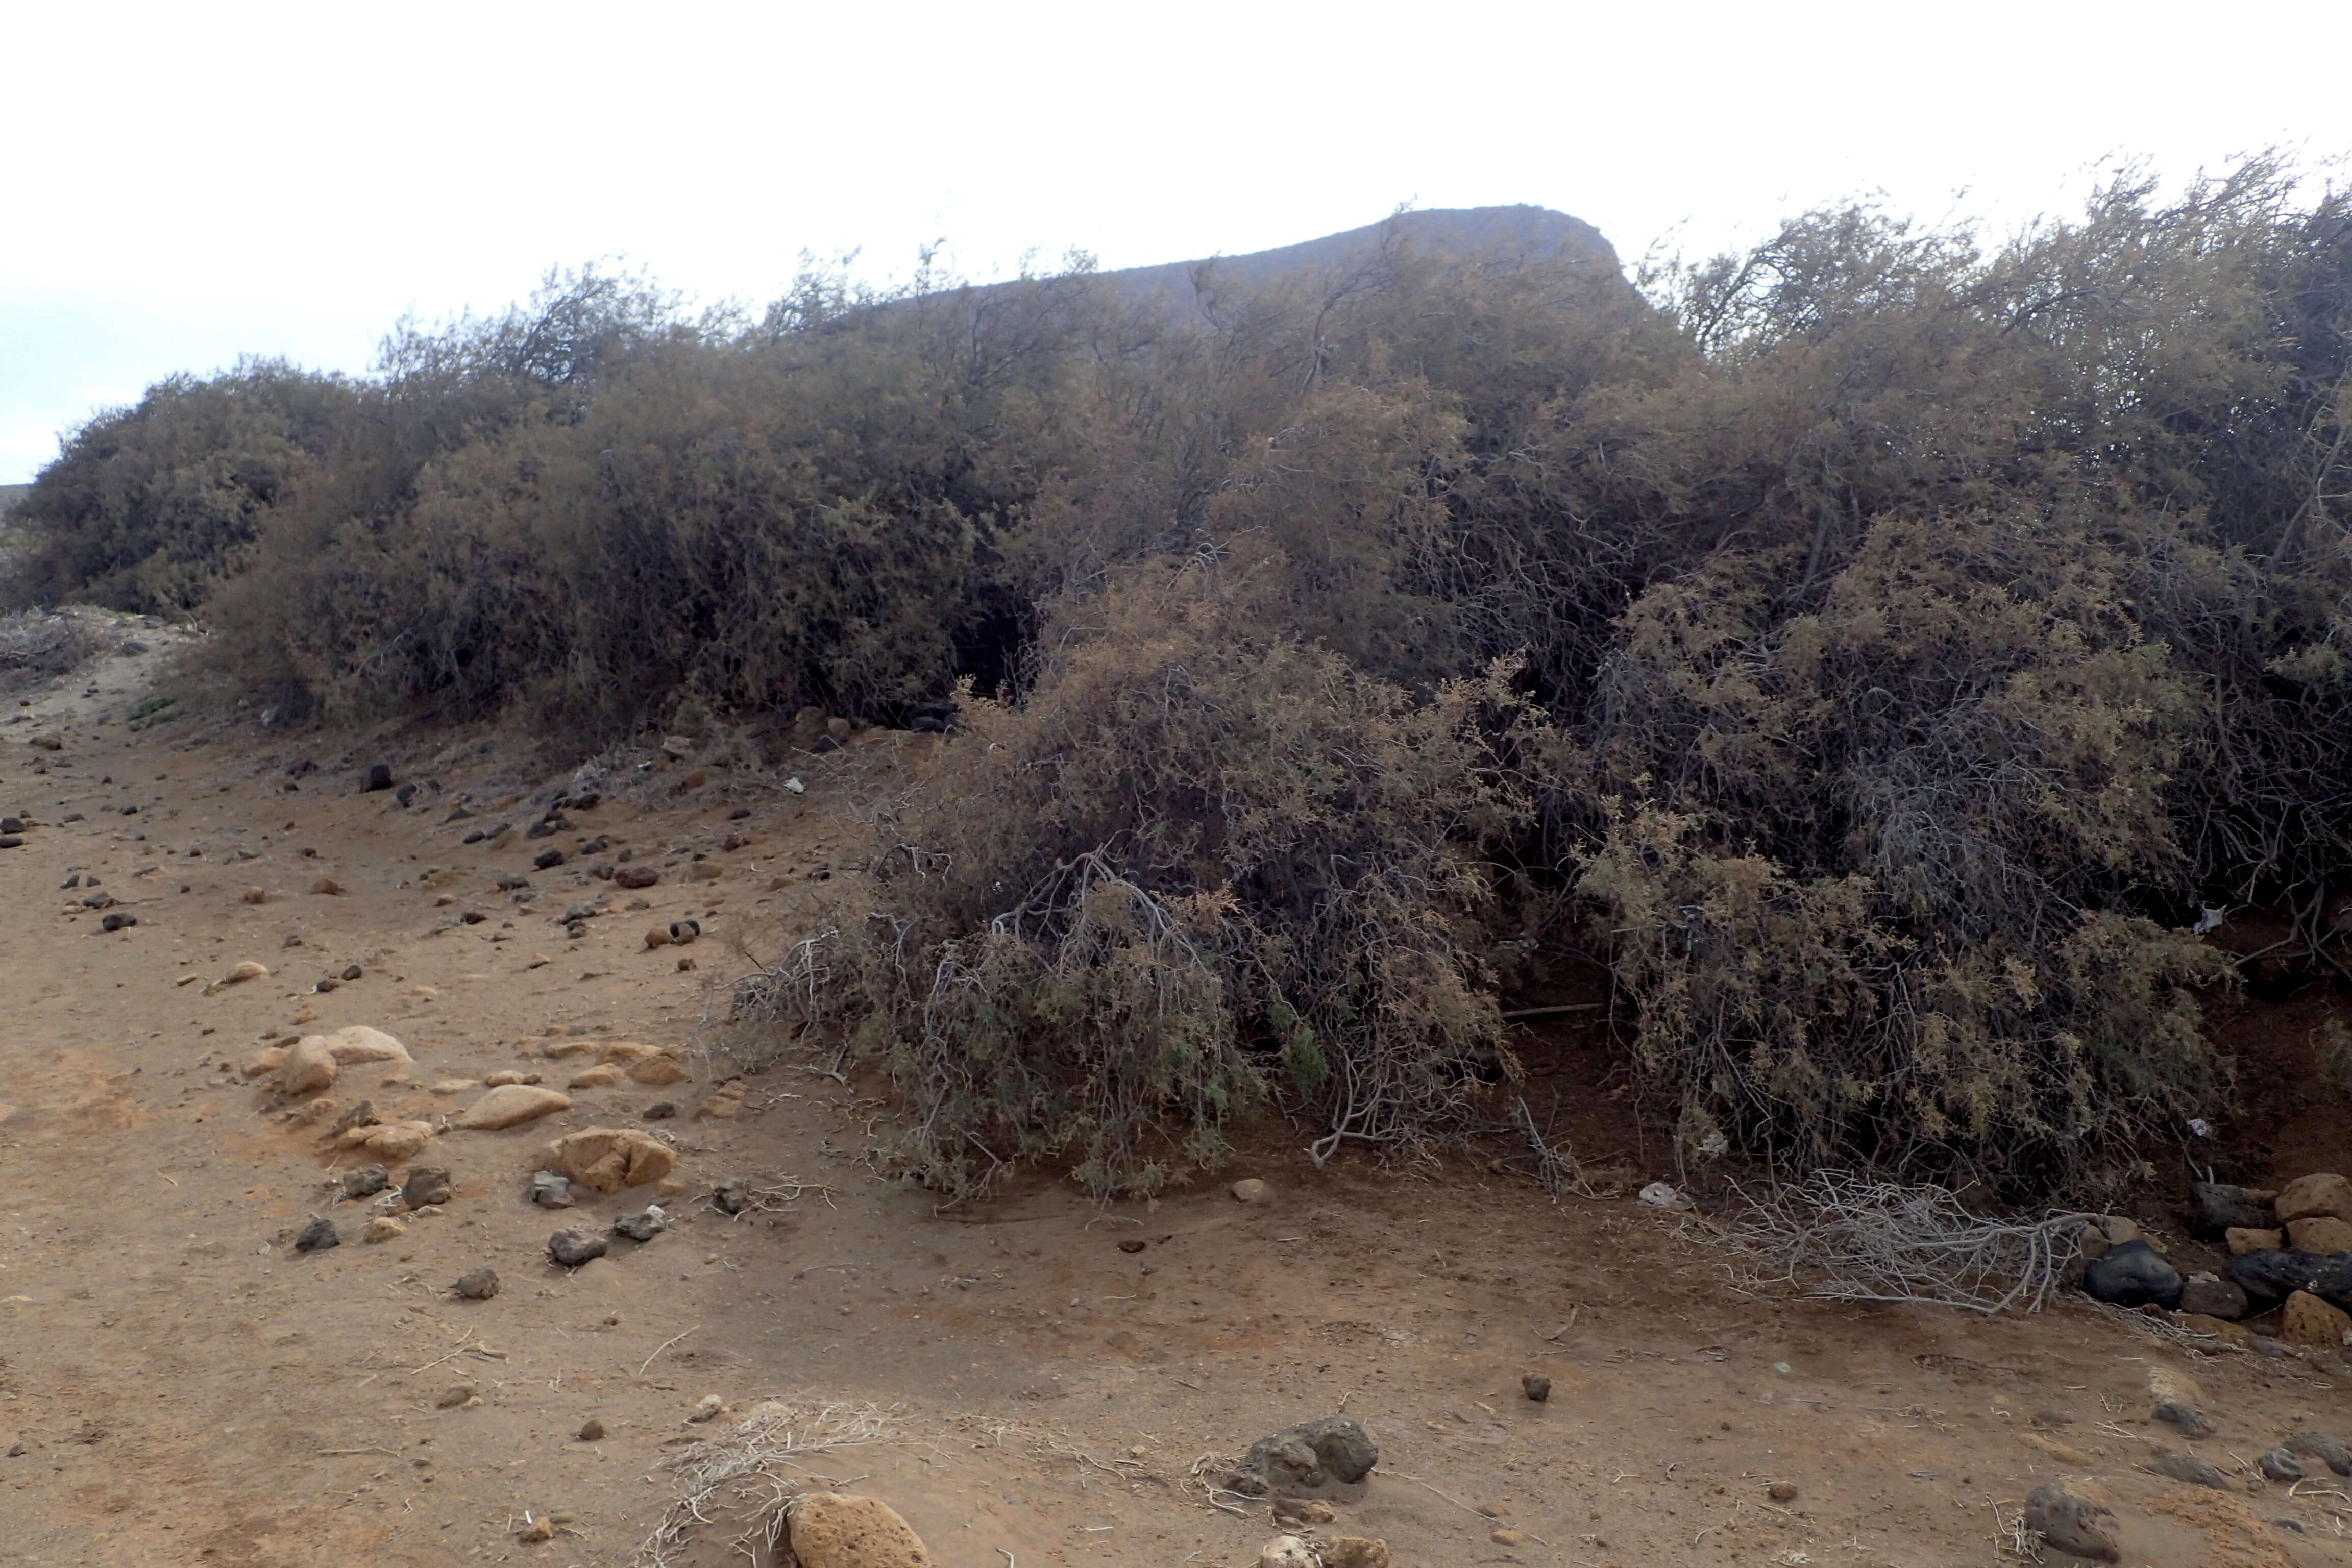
[634,1398,902,1568]
[1716,1172,2088,1315]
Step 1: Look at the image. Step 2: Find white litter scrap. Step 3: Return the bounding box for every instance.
[1639,1181,1688,1209]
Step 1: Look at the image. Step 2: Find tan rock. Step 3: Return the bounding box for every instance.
[2017,1429,2099,1467]
[542,1039,598,1059]
[644,926,672,949]
[2277,1173,2352,1227]
[656,1177,688,1199]
[2227,1226,2284,1255]
[1257,1538,1316,1568]
[355,1121,434,1160]
[456,1084,571,1131]
[693,1083,745,1120]
[365,1216,407,1242]
[568,1065,624,1089]
[542,1127,676,1193]
[225,960,270,984]
[275,1036,339,1096]
[688,861,722,882]
[787,1494,933,1568]
[431,1079,481,1095]
[310,876,342,896]
[242,886,267,904]
[484,1070,528,1087]
[2281,1290,2352,1347]
[242,1045,288,1077]
[2289,1216,2352,1254]
[627,1055,690,1086]
[600,1041,658,1063]
[1321,1542,1393,1568]
[1231,1178,1270,1203]
[312,1025,412,1066]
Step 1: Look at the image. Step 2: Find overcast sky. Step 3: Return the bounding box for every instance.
[5,0,2348,483]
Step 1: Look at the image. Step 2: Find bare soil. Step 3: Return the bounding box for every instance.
[4,631,2351,1567]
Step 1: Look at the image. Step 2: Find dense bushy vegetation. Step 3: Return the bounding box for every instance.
[12,166,2351,1199]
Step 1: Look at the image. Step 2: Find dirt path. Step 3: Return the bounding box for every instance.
[3,639,2350,1567]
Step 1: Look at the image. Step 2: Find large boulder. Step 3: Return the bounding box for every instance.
[2187,1181,2275,1239]
[2282,1290,2352,1348]
[2222,1248,2352,1309]
[2276,1173,2352,1227]
[786,1493,933,1568]
[2081,1240,2182,1309]
[540,1126,675,1193]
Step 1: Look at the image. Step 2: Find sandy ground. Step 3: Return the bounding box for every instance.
[4,629,2352,1568]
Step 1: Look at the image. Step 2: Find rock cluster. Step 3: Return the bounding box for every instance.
[2079,1173,2352,1350]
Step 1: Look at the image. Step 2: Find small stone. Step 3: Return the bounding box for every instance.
[1117,1238,1146,1254]
[100,911,135,932]
[453,1266,500,1300]
[1490,1528,1530,1547]
[577,1419,606,1442]
[1271,1498,1336,1527]
[310,877,342,896]
[2177,1275,2248,1320]
[1231,1178,1270,1204]
[2026,1482,2120,1562]
[613,1206,670,1242]
[1257,1537,1316,1568]
[275,1036,339,1097]
[686,1393,724,1423]
[2261,1448,2307,1482]
[1320,1541,1392,1568]
[643,1100,679,1120]
[515,1516,553,1542]
[1767,1480,1798,1502]
[2154,1401,2214,1438]
[365,1217,407,1243]
[342,964,363,981]
[548,1229,607,1267]
[529,1171,576,1208]
[667,919,700,945]
[401,1167,454,1209]
[534,848,565,871]
[1522,1373,1552,1403]
[2145,1452,2230,1489]
[341,1164,390,1199]
[436,1384,475,1408]
[615,865,659,890]
[644,925,671,949]
[627,1055,690,1086]
[242,887,268,904]
[224,959,270,983]
[2285,1432,2352,1474]
[362,762,394,792]
[293,1216,340,1252]
[2282,1290,2352,1346]
[693,1084,745,1120]
[656,1177,688,1198]
[2229,1226,2286,1255]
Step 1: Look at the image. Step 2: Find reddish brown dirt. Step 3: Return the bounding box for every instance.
[4,632,2352,1567]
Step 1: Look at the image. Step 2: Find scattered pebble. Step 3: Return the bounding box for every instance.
[685,1393,724,1423]
[1522,1374,1552,1403]
[1767,1481,1798,1502]
[1231,1178,1269,1203]
[436,1384,476,1409]
[293,1216,340,1253]
[453,1266,500,1300]
[577,1418,606,1442]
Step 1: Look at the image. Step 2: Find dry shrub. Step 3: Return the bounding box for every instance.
[1573,513,2235,1194]
[0,609,109,691]
[751,560,1533,1196]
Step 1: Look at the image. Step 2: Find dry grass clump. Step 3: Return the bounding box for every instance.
[635,1398,902,1568]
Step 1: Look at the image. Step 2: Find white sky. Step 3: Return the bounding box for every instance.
[5,0,2348,483]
